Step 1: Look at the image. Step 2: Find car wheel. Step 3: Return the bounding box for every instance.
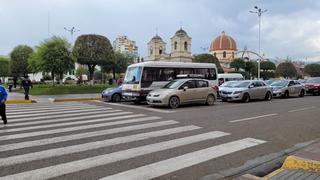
[283,91,289,98]
[112,94,121,102]
[206,94,215,106]
[265,91,272,101]
[133,100,141,104]
[299,90,305,97]
[168,96,180,109]
[242,93,250,103]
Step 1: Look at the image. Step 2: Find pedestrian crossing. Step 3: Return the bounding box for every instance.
[1,102,267,180]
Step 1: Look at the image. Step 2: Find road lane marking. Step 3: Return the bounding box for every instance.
[99,101,176,114]
[6,106,103,115]
[2,112,133,133]
[0,120,178,152]
[0,114,148,140]
[288,106,316,113]
[7,107,113,119]
[101,138,266,180]
[0,131,229,180]
[229,113,278,123]
[7,109,118,122]
[0,125,200,166]
[6,103,95,110]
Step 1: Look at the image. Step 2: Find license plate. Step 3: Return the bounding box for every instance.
[123,92,132,96]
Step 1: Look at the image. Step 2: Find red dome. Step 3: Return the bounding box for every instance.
[210,31,237,51]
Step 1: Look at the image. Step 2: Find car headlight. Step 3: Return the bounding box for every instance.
[233,91,242,94]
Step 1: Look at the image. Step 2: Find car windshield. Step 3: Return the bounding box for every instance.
[265,80,275,85]
[124,66,142,84]
[220,81,237,87]
[230,81,251,88]
[163,79,185,89]
[306,78,320,83]
[270,80,288,87]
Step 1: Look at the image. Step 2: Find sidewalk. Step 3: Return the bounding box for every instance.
[239,141,320,179]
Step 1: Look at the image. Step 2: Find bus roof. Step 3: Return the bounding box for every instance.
[128,61,217,69]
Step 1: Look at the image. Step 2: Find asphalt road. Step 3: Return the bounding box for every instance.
[0,95,319,180]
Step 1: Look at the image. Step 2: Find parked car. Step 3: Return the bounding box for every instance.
[304,77,320,95]
[147,79,217,109]
[218,73,244,86]
[270,80,305,98]
[219,80,272,103]
[101,85,122,102]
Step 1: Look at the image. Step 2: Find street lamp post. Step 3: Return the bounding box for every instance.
[250,6,267,80]
[64,27,80,43]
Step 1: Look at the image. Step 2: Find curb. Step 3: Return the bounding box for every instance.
[52,97,101,102]
[6,100,36,104]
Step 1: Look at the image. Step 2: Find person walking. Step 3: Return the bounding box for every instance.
[21,76,32,100]
[0,80,8,124]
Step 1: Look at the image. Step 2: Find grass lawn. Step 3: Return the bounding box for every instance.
[17,84,116,95]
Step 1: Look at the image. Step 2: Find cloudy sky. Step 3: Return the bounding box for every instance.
[1,0,320,61]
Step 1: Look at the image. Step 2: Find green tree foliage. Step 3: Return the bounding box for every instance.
[0,57,11,81]
[192,53,224,73]
[73,34,114,83]
[260,71,275,80]
[276,61,298,78]
[102,51,134,79]
[230,58,246,71]
[260,61,276,71]
[244,61,257,78]
[75,66,89,79]
[33,36,75,83]
[304,63,320,77]
[10,45,33,77]
[28,52,42,75]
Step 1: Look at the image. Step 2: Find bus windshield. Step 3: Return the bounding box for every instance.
[124,66,142,84]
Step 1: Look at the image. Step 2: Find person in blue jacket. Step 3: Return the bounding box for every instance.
[0,80,8,124]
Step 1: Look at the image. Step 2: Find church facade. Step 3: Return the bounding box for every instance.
[147,28,192,62]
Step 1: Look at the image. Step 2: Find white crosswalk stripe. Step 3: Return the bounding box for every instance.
[0,103,267,180]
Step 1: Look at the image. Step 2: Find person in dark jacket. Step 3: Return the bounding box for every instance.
[0,80,8,124]
[21,76,32,100]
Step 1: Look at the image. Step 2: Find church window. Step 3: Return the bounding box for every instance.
[174,41,177,50]
[223,51,226,58]
[232,52,234,58]
[184,41,188,51]
[159,46,162,54]
[150,48,153,55]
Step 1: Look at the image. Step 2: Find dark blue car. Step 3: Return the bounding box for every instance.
[101,85,122,102]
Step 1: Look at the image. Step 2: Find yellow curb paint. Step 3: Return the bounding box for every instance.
[282,155,320,172]
[54,98,101,102]
[241,174,263,179]
[6,100,34,104]
[263,168,285,179]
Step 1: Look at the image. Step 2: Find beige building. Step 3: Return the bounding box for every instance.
[148,28,192,62]
[113,35,138,57]
[209,31,237,69]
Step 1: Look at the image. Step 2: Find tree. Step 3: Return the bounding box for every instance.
[10,45,33,77]
[102,51,134,79]
[260,61,276,71]
[230,58,246,71]
[244,61,257,79]
[276,61,298,78]
[0,57,10,82]
[73,34,114,84]
[192,53,224,73]
[33,36,75,84]
[304,63,320,77]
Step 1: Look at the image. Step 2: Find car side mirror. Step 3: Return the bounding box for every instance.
[249,85,254,88]
[183,86,188,91]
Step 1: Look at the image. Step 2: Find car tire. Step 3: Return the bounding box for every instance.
[206,94,215,106]
[168,96,180,109]
[242,93,250,103]
[112,94,121,102]
[283,91,289,98]
[265,91,272,101]
[299,90,305,97]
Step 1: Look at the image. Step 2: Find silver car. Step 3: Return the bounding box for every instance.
[147,79,217,108]
[270,80,305,98]
[219,80,273,102]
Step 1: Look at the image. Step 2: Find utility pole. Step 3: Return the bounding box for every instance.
[250,6,267,80]
[64,27,80,43]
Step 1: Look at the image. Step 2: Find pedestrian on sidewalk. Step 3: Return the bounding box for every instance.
[21,75,32,100]
[0,80,8,124]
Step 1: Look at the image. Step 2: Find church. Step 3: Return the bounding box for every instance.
[147,28,192,62]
